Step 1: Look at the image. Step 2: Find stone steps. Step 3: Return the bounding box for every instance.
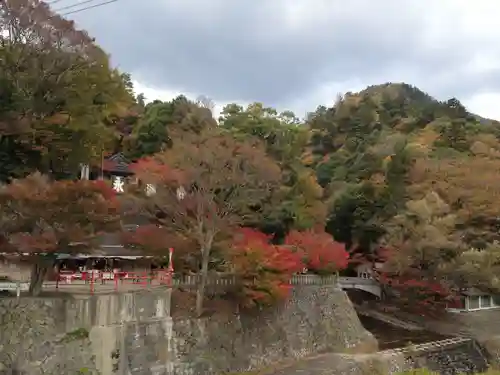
[380,337,472,355]
[422,340,489,375]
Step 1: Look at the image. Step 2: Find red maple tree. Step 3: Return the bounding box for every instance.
[130,131,282,316]
[378,271,454,317]
[131,157,184,186]
[228,228,304,307]
[0,173,120,295]
[284,230,349,275]
[122,224,199,273]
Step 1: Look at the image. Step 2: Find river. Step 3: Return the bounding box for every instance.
[358,314,450,350]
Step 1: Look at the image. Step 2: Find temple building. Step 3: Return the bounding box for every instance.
[80,152,135,191]
[79,152,147,255]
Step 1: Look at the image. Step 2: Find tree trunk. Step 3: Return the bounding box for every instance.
[28,259,51,296]
[196,246,210,317]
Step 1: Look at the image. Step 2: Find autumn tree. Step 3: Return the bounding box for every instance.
[122,224,200,273]
[228,228,303,307]
[0,173,120,295]
[0,0,135,181]
[382,191,461,277]
[284,230,349,275]
[378,272,453,316]
[410,157,500,247]
[445,242,500,292]
[131,129,282,316]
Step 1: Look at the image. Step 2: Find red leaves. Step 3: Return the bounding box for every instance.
[122,224,171,255]
[131,157,184,185]
[122,224,200,271]
[229,228,303,307]
[228,228,350,307]
[91,179,117,201]
[379,272,452,317]
[0,173,121,255]
[233,228,304,274]
[284,229,349,274]
[10,232,58,254]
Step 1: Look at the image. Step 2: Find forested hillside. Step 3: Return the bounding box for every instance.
[119,83,500,296]
[2,0,500,307]
[304,83,500,292]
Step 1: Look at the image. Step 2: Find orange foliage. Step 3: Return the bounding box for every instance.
[0,174,120,255]
[410,157,500,220]
[122,224,199,272]
[122,225,172,255]
[284,230,349,274]
[229,228,304,307]
[131,157,184,185]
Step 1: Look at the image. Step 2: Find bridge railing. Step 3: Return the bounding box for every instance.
[289,274,338,285]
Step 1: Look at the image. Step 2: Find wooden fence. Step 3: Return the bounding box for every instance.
[42,272,340,295]
[172,273,338,294]
[171,274,239,295]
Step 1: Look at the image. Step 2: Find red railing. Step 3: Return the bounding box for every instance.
[55,269,174,293]
[54,248,175,294]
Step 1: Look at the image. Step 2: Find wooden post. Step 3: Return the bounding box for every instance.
[169,248,175,285]
[168,248,174,273]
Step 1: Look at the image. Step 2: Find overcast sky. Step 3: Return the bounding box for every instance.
[68,0,500,119]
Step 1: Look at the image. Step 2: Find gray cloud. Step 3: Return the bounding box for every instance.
[68,0,500,115]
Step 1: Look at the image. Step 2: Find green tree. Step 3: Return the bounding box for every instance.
[126,96,216,159]
[382,191,461,276]
[326,182,385,251]
[220,103,327,237]
[0,0,134,181]
[435,118,470,152]
[446,242,500,292]
[128,101,172,159]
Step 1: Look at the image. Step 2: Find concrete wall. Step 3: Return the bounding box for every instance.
[0,285,377,375]
[0,288,172,374]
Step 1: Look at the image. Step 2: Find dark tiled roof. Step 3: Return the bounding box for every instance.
[92,227,144,257]
[460,287,491,296]
[98,153,134,174]
[93,245,143,257]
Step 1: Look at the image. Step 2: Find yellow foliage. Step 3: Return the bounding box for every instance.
[295,171,323,201]
[300,151,315,166]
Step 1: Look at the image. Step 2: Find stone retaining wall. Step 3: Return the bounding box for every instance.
[380,338,489,374]
[0,284,377,375]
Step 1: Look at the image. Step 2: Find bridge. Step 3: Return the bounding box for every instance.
[338,276,381,298]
